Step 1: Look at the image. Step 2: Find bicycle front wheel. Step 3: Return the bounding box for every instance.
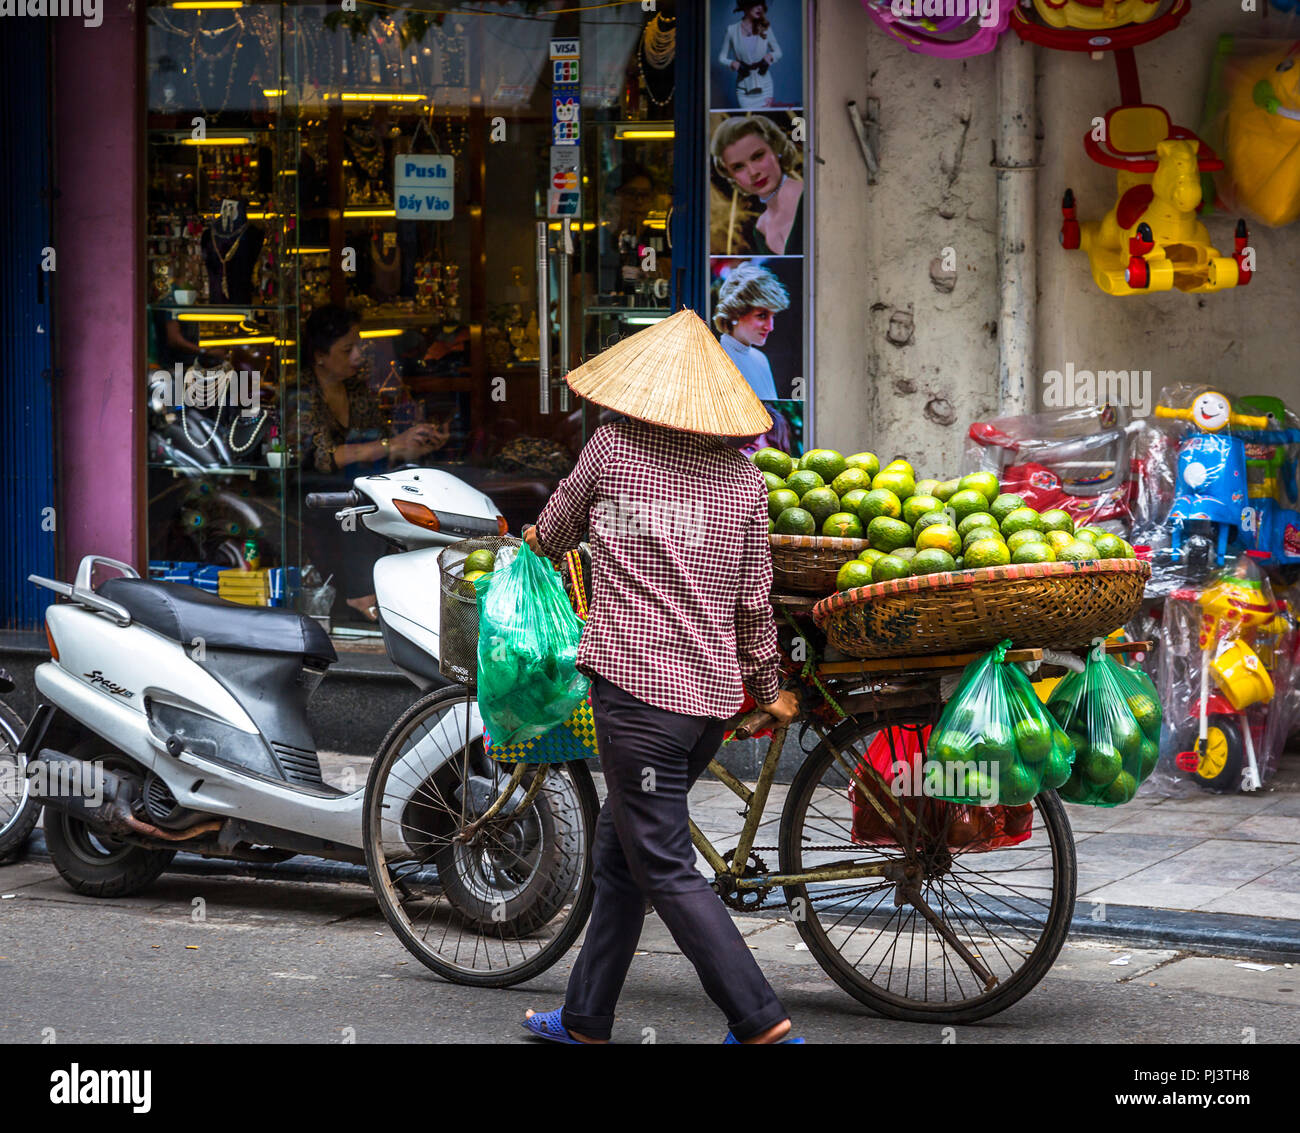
[779,710,1077,1023]
[363,686,598,988]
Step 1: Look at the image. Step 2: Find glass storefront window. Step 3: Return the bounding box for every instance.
[143,1,677,632]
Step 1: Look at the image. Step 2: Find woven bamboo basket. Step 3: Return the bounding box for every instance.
[811,559,1151,658]
[769,533,869,595]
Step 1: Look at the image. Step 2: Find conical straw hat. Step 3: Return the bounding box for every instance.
[564,308,773,437]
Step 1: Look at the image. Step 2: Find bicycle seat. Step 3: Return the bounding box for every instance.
[98,578,337,666]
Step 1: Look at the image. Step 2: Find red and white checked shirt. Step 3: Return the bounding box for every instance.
[535,419,781,719]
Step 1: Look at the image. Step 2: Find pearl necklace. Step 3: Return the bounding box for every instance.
[758,174,787,204]
[228,409,268,454]
[180,368,231,449]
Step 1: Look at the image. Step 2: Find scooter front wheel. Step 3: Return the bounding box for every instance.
[363,686,598,988]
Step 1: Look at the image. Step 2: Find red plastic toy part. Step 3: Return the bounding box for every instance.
[1060,188,1081,249]
[1010,0,1190,52]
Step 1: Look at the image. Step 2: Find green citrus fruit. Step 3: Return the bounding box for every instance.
[914,478,941,499]
[463,569,489,584]
[772,506,816,536]
[957,512,999,538]
[932,478,961,502]
[1093,532,1127,560]
[949,489,992,523]
[910,548,956,576]
[801,487,842,527]
[915,524,962,557]
[989,493,1026,524]
[857,488,902,522]
[866,516,913,553]
[1006,529,1048,553]
[964,538,1011,568]
[768,488,801,521]
[805,449,848,483]
[871,554,910,582]
[1000,507,1045,536]
[1118,539,1136,559]
[871,469,916,500]
[1102,771,1138,805]
[465,549,497,574]
[752,448,794,479]
[1138,739,1160,780]
[1083,744,1122,785]
[823,512,864,539]
[892,546,919,562]
[1045,530,1076,555]
[1014,719,1052,762]
[840,488,870,515]
[959,471,1000,504]
[1012,541,1056,564]
[1073,527,1100,544]
[761,471,787,493]
[859,547,886,565]
[1039,509,1074,534]
[962,526,1004,550]
[997,762,1039,807]
[786,469,826,498]
[1056,539,1099,562]
[836,559,874,591]
[885,457,915,475]
[953,556,964,570]
[1040,752,1071,790]
[844,452,881,480]
[912,510,950,538]
[831,467,871,497]
[902,494,943,526]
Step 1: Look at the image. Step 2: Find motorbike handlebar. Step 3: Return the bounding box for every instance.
[305,490,363,511]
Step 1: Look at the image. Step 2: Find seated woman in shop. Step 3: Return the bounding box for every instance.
[301,304,446,622]
[710,113,804,255]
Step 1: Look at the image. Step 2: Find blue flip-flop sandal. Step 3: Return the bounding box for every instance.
[723,1030,806,1044]
[521,1008,586,1044]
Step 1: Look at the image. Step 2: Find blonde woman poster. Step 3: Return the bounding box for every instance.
[710,112,804,256]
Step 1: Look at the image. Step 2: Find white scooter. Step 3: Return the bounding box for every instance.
[10,467,592,924]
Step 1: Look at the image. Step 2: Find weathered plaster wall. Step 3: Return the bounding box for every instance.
[814,2,1300,472]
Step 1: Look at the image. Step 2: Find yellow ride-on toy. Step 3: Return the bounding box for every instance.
[1060,104,1253,296]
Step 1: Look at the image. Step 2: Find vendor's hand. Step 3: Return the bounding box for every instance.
[425,419,451,451]
[759,689,800,725]
[391,425,435,461]
[523,525,541,553]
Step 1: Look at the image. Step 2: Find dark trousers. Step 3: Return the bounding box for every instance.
[561,675,788,1042]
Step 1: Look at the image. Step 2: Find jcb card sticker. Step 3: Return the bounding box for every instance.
[394,154,454,220]
[548,146,580,218]
[550,37,580,146]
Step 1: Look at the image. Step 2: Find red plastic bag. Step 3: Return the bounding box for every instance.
[848,726,1033,852]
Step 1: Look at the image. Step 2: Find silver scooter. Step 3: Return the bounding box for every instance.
[10,468,589,918]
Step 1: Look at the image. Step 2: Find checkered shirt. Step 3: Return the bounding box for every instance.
[535,419,781,719]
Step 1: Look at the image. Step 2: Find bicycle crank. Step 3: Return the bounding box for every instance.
[713,849,773,912]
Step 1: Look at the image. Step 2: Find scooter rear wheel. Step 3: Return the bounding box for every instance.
[0,700,40,862]
[363,686,598,987]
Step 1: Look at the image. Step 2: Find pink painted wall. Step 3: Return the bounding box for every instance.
[53,10,140,575]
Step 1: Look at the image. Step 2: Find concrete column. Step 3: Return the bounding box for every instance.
[53,10,141,575]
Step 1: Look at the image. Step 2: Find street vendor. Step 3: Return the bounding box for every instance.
[520,308,802,1045]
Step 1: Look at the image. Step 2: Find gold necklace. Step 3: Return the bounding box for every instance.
[212,224,247,299]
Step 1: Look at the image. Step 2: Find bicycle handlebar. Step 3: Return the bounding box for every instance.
[729,707,779,739]
[305,490,363,511]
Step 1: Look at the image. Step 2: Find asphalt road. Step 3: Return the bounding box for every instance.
[2,858,1298,1045]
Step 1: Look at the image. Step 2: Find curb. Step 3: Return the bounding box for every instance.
[17,832,1300,962]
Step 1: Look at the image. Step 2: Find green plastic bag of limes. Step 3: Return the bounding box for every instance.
[1047,640,1163,806]
[475,541,590,748]
[928,640,1075,807]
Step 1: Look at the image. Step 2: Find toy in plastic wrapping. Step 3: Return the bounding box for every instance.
[1048,638,1162,806]
[861,0,1010,59]
[847,724,1034,852]
[1153,554,1292,794]
[965,403,1138,534]
[927,640,1075,808]
[1200,36,1300,228]
[474,541,590,748]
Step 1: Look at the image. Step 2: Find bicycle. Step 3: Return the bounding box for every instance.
[363,586,1130,1022]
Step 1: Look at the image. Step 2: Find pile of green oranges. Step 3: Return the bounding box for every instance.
[751,446,1138,593]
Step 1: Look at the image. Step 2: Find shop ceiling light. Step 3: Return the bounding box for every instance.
[176,312,249,323]
[200,334,276,347]
[172,1,243,8]
[359,328,403,339]
[340,92,426,103]
[182,137,252,146]
[624,315,669,325]
[615,123,674,139]
[288,247,330,255]
[262,89,286,98]
[547,222,596,231]
[343,208,397,218]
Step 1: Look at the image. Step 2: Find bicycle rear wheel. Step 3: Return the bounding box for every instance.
[779,710,1076,1023]
[363,685,598,988]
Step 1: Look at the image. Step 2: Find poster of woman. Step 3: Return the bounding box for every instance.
[709,112,804,257]
[711,0,804,110]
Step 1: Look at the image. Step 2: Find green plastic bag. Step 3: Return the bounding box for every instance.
[475,542,590,748]
[1047,640,1162,807]
[928,640,1075,807]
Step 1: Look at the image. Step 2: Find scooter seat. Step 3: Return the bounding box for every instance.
[98,578,337,665]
